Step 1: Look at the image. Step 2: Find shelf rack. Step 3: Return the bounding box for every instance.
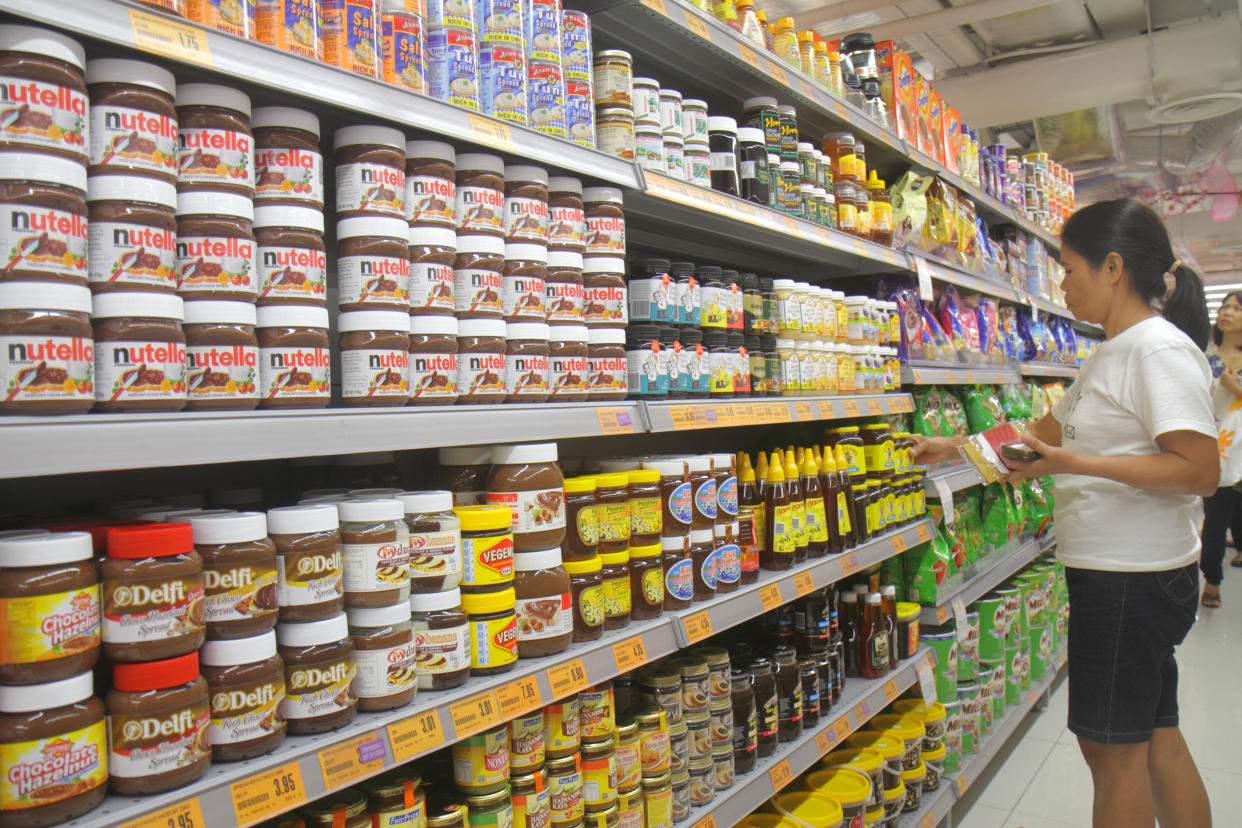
[925,463,985,495]
[901,363,1023,386]
[1020,362,1079,379]
[919,533,1055,625]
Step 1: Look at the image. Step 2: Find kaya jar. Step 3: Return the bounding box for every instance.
[587,327,627,401]
[548,324,589,401]
[253,205,327,305]
[505,321,551,403]
[346,602,418,711]
[399,490,463,594]
[199,631,286,762]
[549,175,586,253]
[276,612,357,734]
[364,773,425,828]
[189,511,278,639]
[339,309,411,405]
[461,586,518,675]
[513,768,552,828]
[455,724,510,793]
[0,24,86,162]
[406,139,457,228]
[86,57,177,183]
[456,317,506,404]
[455,504,516,593]
[456,152,506,236]
[410,224,457,316]
[0,153,88,286]
[546,249,585,324]
[505,164,550,244]
[437,446,492,507]
[455,234,505,319]
[0,281,94,415]
[87,173,177,293]
[182,300,260,410]
[334,125,406,219]
[251,106,324,208]
[548,753,585,826]
[337,498,409,608]
[175,83,253,195]
[409,314,459,405]
[513,546,573,657]
[504,242,548,322]
[337,216,411,311]
[583,257,626,328]
[582,186,625,259]
[487,442,566,552]
[174,190,257,301]
[409,587,469,690]
[580,682,616,739]
[107,652,210,795]
[266,503,343,622]
[545,696,580,759]
[255,304,331,408]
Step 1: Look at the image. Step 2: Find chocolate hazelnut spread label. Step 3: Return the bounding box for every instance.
[276,549,343,607]
[187,343,258,401]
[488,489,566,534]
[338,254,410,308]
[505,353,550,398]
[94,339,187,404]
[108,701,211,778]
[0,76,88,158]
[0,721,107,812]
[342,540,410,594]
[204,562,278,624]
[458,351,504,399]
[406,174,456,225]
[284,658,356,720]
[413,623,469,675]
[457,186,505,235]
[585,215,625,256]
[354,641,418,698]
[0,204,89,280]
[549,353,587,396]
[336,163,405,218]
[549,205,585,250]
[255,146,323,205]
[587,353,626,396]
[258,244,328,301]
[178,127,254,189]
[502,274,545,320]
[176,235,257,297]
[454,267,503,315]
[209,677,285,746]
[341,348,409,399]
[0,584,100,667]
[0,334,94,403]
[410,350,458,401]
[410,262,455,312]
[90,104,178,178]
[261,345,331,400]
[506,197,549,243]
[102,574,205,644]
[515,592,572,640]
[408,528,462,580]
[545,281,584,322]
[461,532,514,585]
[584,285,626,325]
[88,220,177,289]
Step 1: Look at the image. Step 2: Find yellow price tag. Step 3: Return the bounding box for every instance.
[737,45,762,70]
[794,401,814,420]
[497,675,543,719]
[759,582,783,610]
[867,398,884,415]
[917,523,932,543]
[956,775,969,795]
[843,400,861,417]
[692,816,718,828]
[684,610,714,643]
[232,763,306,827]
[683,12,710,40]
[794,571,815,596]
[817,400,838,419]
[769,62,788,85]
[548,658,589,699]
[852,238,868,255]
[944,370,958,383]
[467,113,515,151]
[120,798,204,828]
[450,692,501,737]
[613,636,649,672]
[769,758,794,791]
[893,533,907,553]
[922,813,936,828]
[815,726,838,755]
[319,731,387,789]
[832,101,847,118]
[669,406,695,430]
[388,710,444,762]
[129,9,213,66]
[842,553,860,575]
[883,680,899,702]
[833,717,851,742]
[852,698,872,722]
[596,407,636,434]
[964,370,977,383]
[641,0,667,13]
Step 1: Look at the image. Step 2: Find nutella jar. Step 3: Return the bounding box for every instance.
[455,234,505,319]
[87,58,177,182]
[504,242,548,321]
[0,281,95,415]
[548,324,588,401]
[334,125,406,219]
[582,187,625,259]
[338,498,409,608]
[487,442,566,552]
[87,174,178,293]
[175,190,258,301]
[409,587,469,690]
[339,309,411,405]
[252,106,324,209]
[183,300,260,410]
[437,447,492,506]
[406,139,456,228]
[0,153,88,285]
[456,153,505,236]
[409,224,456,315]
[256,304,331,407]
[199,631,287,762]
[91,291,186,411]
[546,250,585,324]
[107,652,210,795]
[548,176,586,253]
[0,531,99,685]
[175,83,253,195]
[253,205,327,305]
[400,490,463,593]
[513,546,573,657]
[0,25,88,163]
[409,314,459,405]
[277,613,357,734]
[587,328,627,401]
[583,258,627,328]
[189,511,278,639]
[267,504,344,622]
[347,602,417,711]
[505,164,549,244]
[506,321,551,403]
[337,216,411,311]
[456,317,506,404]
[0,672,107,824]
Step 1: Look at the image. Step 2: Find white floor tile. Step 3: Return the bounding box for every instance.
[969,723,1058,812]
[1200,767,1242,821]
[952,803,1011,828]
[1012,742,1094,825]
[1001,811,1089,828]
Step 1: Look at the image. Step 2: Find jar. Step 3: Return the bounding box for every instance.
[454,504,515,593]
[337,497,409,607]
[249,106,323,210]
[594,472,630,554]
[585,327,627,401]
[0,281,94,415]
[188,511,277,640]
[334,125,405,219]
[617,543,661,624]
[610,718,640,787]
[686,528,716,601]
[737,127,769,206]
[487,442,566,552]
[730,667,757,773]
[580,681,615,739]
[513,767,552,828]
[397,490,461,594]
[409,586,469,690]
[505,164,550,244]
[406,139,456,228]
[199,631,286,762]
[548,176,586,253]
[549,753,585,827]
[174,190,257,302]
[600,550,630,631]
[304,791,369,828]
[456,153,506,237]
[339,309,412,405]
[637,664,682,726]
[249,205,328,306]
[448,233,504,319]
[465,788,514,828]
[681,97,709,145]
[438,447,492,507]
[624,324,664,398]
[181,300,259,410]
[335,216,410,311]
[641,772,672,828]
[513,546,573,656]
[409,225,457,316]
[461,586,517,675]
[581,257,627,328]
[562,476,600,564]
[636,709,670,775]
[346,602,416,711]
[504,321,551,403]
[175,83,253,196]
[505,709,546,775]
[750,657,778,756]
[86,173,177,294]
[663,134,685,180]
[549,325,590,401]
[545,695,580,758]
[453,723,510,793]
[565,556,605,642]
[365,773,425,828]
[267,504,344,622]
[632,77,660,125]
[254,305,331,408]
[86,57,177,183]
[457,318,507,404]
[408,314,459,404]
[707,117,739,196]
[582,187,625,259]
[659,327,682,398]
[592,50,633,108]
[582,733,618,810]
[503,243,548,323]
[684,144,710,187]
[544,249,586,325]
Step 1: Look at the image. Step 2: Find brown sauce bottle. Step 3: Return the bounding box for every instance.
[783,449,806,564]
[761,456,792,571]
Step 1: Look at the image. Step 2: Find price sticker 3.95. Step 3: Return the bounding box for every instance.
[232,763,305,826]
[120,799,204,828]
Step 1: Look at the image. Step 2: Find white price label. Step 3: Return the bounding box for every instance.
[914,257,935,301]
[935,477,955,527]
[952,597,969,640]
[917,664,937,704]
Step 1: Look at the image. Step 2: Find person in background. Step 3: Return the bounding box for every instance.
[1199,290,1242,606]
[912,198,1214,828]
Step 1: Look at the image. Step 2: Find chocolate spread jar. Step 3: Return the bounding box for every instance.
[335,124,406,219]
[337,216,411,311]
[346,601,417,711]
[86,57,178,183]
[339,309,411,406]
[0,281,95,414]
[266,504,344,622]
[409,313,458,405]
[587,327,627,401]
[513,545,573,657]
[175,83,253,196]
[253,205,327,305]
[400,490,463,593]
[338,498,410,608]
[409,224,456,316]
[504,164,549,244]
[545,249,585,324]
[90,291,186,412]
[487,442,566,552]
[456,153,505,236]
[409,586,469,690]
[406,139,456,228]
[276,612,357,734]
[504,242,548,322]
[107,652,210,795]
[199,630,287,761]
[455,233,505,319]
[0,153,88,285]
[505,321,551,403]
[252,106,323,209]
[583,257,627,328]
[0,25,88,164]
[548,176,586,253]
[582,187,625,259]
[437,446,493,506]
[87,173,178,293]
[183,299,260,410]
[189,511,278,639]
[549,324,589,401]
[175,189,258,301]
[256,304,331,407]
[456,317,506,404]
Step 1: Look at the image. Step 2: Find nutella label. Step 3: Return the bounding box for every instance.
[406,174,457,226]
[203,561,278,624]
[408,526,462,581]
[95,339,186,404]
[410,261,455,312]
[412,622,469,681]
[337,254,410,308]
[276,548,343,607]
[176,234,257,298]
[454,267,503,316]
[549,352,587,397]
[505,352,550,398]
[584,283,627,325]
[456,185,505,235]
[89,220,177,289]
[90,103,178,177]
[261,345,331,401]
[108,700,210,778]
[342,347,409,399]
[502,273,545,319]
[545,279,584,322]
[548,204,585,251]
[515,592,572,640]
[187,343,259,402]
[255,146,324,205]
[209,677,286,746]
[0,584,100,667]
[0,334,93,404]
[487,487,566,534]
[0,721,106,812]
[336,162,404,217]
[342,539,410,594]
[178,126,254,189]
[354,640,418,698]
[457,350,504,400]
[410,348,458,401]
[505,196,549,243]
[102,574,205,645]
[258,243,328,301]
[0,204,88,280]
[283,657,356,721]
[0,75,88,159]
[585,214,625,257]
[427,27,479,110]
[587,352,626,396]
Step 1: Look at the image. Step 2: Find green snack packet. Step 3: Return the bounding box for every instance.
[980,483,1010,547]
[1025,478,1052,535]
[1008,481,1028,537]
[940,387,969,436]
[905,504,955,604]
[964,386,999,432]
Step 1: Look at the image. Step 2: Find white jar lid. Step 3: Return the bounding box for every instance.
[549,324,588,343]
[515,547,563,570]
[253,205,325,232]
[336,498,404,522]
[176,83,251,116]
[0,282,91,313]
[337,215,408,241]
[334,124,406,152]
[491,442,558,464]
[410,315,458,336]
[582,186,623,204]
[505,243,548,263]
[456,234,506,256]
[177,190,254,221]
[457,318,507,338]
[252,106,320,137]
[256,305,329,330]
[200,630,277,666]
[0,153,86,192]
[588,328,625,345]
[406,140,455,162]
[548,176,582,194]
[190,511,267,544]
[582,257,623,274]
[736,127,764,144]
[92,291,183,320]
[456,152,505,174]
[0,531,92,567]
[397,490,454,513]
[0,24,85,69]
[411,587,462,612]
[183,300,257,326]
[683,455,711,473]
[410,225,457,249]
[338,310,411,333]
[708,453,734,471]
[642,458,686,477]
[276,613,349,647]
[507,322,551,340]
[347,601,411,629]
[0,671,93,713]
[266,503,339,534]
[504,164,548,184]
[88,174,178,209]
[706,116,737,132]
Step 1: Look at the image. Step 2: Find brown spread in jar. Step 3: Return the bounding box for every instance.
[252,106,323,209]
[563,476,599,562]
[399,490,463,593]
[565,556,604,643]
[487,442,566,552]
[587,328,627,401]
[409,586,469,690]
[548,176,586,253]
[0,281,94,414]
[455,234,504,319]
[87,174,177,293]
[91,291,186,412]
[175,190,257,301]
[183,299,260,410]
[545,250,585,324]
[0,26,88,163]
[583,257,627,328]
[346,602,417,711]
[266,504,343,622]
[189,511,278,639]
[582,187,625,259]
[338,215,410,310]
[505,321,551,403]
[456,153,505,236]
[406,139,456,228]
[253,205,327,305]
[549,324,589,401]
[436,447,493,506]
[0,153,88,285]
[456,318,506,404]
[409,224,456,316]
[199,630,287,762]
[513,546,572,657]
[86,57,177,183]
[276,612,357,734]
[504,164,549,244]
[339,309,410,406]
[256,304,330,407]
[334,125,405,219]
[338,498,409,607]
[503,242,548,322]
[175,83,253,196]
[409,314,458,405]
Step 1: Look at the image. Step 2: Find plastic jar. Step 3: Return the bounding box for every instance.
[565,556,605,642]
[583,257,627,328]
[707,117,739,197]
[454,723,510,793]
[635,125,663,173]
[454,233,505,319]
[546,249,586,325]
[409,587,469,690]
[682,98,709,145]
[337,498,408,608]
[334,125,405,219]
[200,631,286,762]
[505,321,551,403]
[487,442,566,552]
[188,511,277,640]
[456,318,507,404]
[406,139,456,228]
[625,324,666,398]
[0,281,93,415]
[545,695,580,759]
[409,224,457,315]
[346,601,417,711]
[503,242,548,323]
[251,106,323,210]
[86,57,177,183]
[182,300,259,410]
[304,791,369,828]
[684,144,710,187]
[548,176,586,253]
[461,587,517,675]
[456,153,506,237]
[0,154,85,288]
[582,187,625,260]
[337,216,410,311]
[549,324,589,401]
[400,490,462,594]
[582,733,618,811]
[254,304,330,408]
[600,549,631,631]
[454,504,515,592]
[250,205,327,306]
[364,774,426,828]
[339,309,410,405]
[513,546,572,657]
[408,314,459,405]
[505,164,549,244]
[175,83,253,196]
[86,173,177,294]
[587,327,627,400]
[266,504,343,622]
[174,190,257,302]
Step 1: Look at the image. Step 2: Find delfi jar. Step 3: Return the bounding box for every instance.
[337,215,411,311]
[548,324,589,401]
[251,106,323,209]
[276,612,357,734]
[255,304,331,408]
[455,233,505,319]
[175,190,257,302]
[337,498,409,608]
[91,291,186,412]
[0,281,94,415]
[410,224,457,315]
[409,314,459,405]
[506,321,552,403]
[406,139,457,228]
[189,511,278,640]
[0,153,88,286]
[266,503,344,623]
[182,300,260,410]
[456,317,507,404]
[87,174,178,293]
[175,83,253,196]
[252,204,327,305]
[199,631,286,762]
[338,309,411,406]
[409,586,469,690]
[86,57,177,183]
[346,601,417,711]
[334,125,406,219]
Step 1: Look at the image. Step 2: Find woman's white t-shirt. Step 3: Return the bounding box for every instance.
[1050,316,1215,572]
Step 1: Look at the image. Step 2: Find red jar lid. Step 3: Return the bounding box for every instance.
[113,651,200,691]
[106,522,193,559]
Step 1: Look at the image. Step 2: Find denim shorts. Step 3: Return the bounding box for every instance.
[1065,563,1198,744]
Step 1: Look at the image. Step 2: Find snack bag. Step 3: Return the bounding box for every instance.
[1015,312,1038,361]
[890,172,932,251]
[996,305,1019,361]
[1028,381,1051,420]
[1024,477,1052,536]
[1000,383,1032,422]
[921,305,953,361]
[959,487,985,561]
[959,303,982,358]
[940,387,969,436]
[912,387,941,437]
[937,287,968,358]
[964,386,998,432]
[894,287,925,361]
[1008,481,1028,537]
[980,482,1011,547]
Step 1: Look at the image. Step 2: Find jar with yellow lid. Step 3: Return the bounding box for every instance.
[861,424,894,478]
[901,761,926,811]
[600,549,631,631]
[636,709,670,775]
[772,790,844,828]
[823,343,839,395]
[304,790,368,828]
[564,556,605,642]
[594,472,631,555]
[548,753,585,826]
[883,781,907,822]
[628,542,664,620]
[564,475,600,562]
[627,469,663,544]
[845,731,905,790]
[615,719,641,789]
[581,732,618,810]
[641,772,673,828]
[463,787,514,828]
[453,723,510,793]
[545,695,580,758]
[837,345,857,394]
[513,766,552,828]
[454,504,516,594]
[460,586,517,675]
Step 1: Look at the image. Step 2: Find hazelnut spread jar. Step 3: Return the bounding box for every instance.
[456,318,506,404]
[107,652,210,795]
[346,602,417,711]
[91,291,186,411]
[587,327,627,401]
[334,125,406,219]
[266,504,344,622]
[338,498,409,608]
[409,224,457,316]
[86,58,177,183]
[409,314,459,405]
[400,490,463,593]
[339,309,410,406]
[0,281,95,415]
[488,442,566,552]
[276,613,357,734]
[183,299,260,410]
[513,546,573,657]
[437,446,492,506]
[582,187,625,259]
[583,257,627,328]
[175,83,253,195]
[548,175,586,253]
[252,106,323,209]
[406,139,456,229]
[0,672,107,825]
[545,250,585,324]
[503,242,548,322]
[199,631,287,762]
[337,216,411,311]
[409,587,469,690]
[455,234,505,319]
[0,153,88,286]
[175,190,258,301]
[0,25,87,163]
[456,153,505,237]
[505,321,551,403]
[253,205,327,305]
[548,324,589,401]
[505,164,549,244]
[87,174,177,293]
[189,511,278,639]
[256,304,331,407]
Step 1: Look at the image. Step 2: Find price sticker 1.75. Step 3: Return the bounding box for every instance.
[128,9,213,66]
[231,763,305,826]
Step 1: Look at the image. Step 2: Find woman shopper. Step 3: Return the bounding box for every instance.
[913,198,1215,828]
[1199,290,1242,606]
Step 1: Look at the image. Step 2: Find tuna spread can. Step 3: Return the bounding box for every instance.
[527,60,567,138]
[428,26,480,111]
[479,43,527,124]
[566,79,595,148]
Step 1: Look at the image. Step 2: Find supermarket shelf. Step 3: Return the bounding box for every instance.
[925,463,984,494]
[685,648,937,828]
[1020,361,1079,378]
[642,393,914,433]
[919,534,1051,625]
[902,363,1022,386]
[0,0,640,188]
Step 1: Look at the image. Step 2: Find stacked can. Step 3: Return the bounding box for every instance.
[427,0,481,110]
[476,0,527,124]
[562,10,596,147]
[524,0,569,137]
[633,77,664,174]
[380,0,428,95]
[592,48,633,160]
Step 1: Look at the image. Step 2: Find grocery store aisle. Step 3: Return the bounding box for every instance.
[951,583,1242,827]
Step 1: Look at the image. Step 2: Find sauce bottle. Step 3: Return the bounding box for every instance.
[736,453,762,585]
[815,447,844,555]
[880,584,898,673]
[838,589,860,678]
[782,449,806,564]
[859,592,888,679]
[761,456,792,571]
[801,450,828,559]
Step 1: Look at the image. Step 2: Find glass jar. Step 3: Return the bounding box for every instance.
[513,546,573,657]
[565,556,605,642]
[637,664,683,725]
[409,587,469,690]
[628,542,664,621]
[636,709,670,776]
[581,733,618,811]
[563,476,601,562]
[600,550,631,631]
[460,586,517,675]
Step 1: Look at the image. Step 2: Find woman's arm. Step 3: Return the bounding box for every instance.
[1220,369,1242,399]
[910,411,1062,466]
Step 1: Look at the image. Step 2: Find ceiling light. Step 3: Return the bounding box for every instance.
[1148,92,1242,124]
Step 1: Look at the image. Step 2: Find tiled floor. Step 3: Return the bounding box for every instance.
[951,575,1242,827]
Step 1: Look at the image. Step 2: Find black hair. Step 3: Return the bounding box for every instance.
[1212,290,1242,346]
[1060,198,1210,350]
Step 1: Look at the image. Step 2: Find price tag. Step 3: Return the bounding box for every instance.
[952,598,969,641]
[128,9,213,66]
[597,407,636,434]
[867,398,883,415]
[918,663,937,703]
[548,658,589,699]
[853,698,872,723]
[922,812,937,828]
[936,605,950,623]
[232,763,306,826]
[916,523,932,543]
[935,477,956,528]
[692,815,718,828]
[794,571,815,596]
[319,731,387,789]
[842,399,861,417]
[640,0,667,13]
[737,45,762,70]
[450,692,501,737]
[466,113,515,152]
[944,370,958,384]
[759,582,783,610]
[892,533,907,553]
[120,798,204,828]
[832,100,847,118]
[669,406,695,430]
[884,249,900,265]
[852,238,868,256]
[957,775,969,795]
[780,215,799,232]
[613,636,649,672]
[964,370,977,384]
[817,400,838,419]
[498,675,543,718]
[833,717,851,742]
[769,62,788,85]
[388,710,445,762]
[799,78,815,97]
[769,758,794,791]
[841,553,860,575]
[914,257,935,301]
[683,11,710,39]
[794,401,814,420]
[816,726,838,754]
[883,680,899,702]
[684,610,714,643]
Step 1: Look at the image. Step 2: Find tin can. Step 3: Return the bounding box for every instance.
[527,0,563,63]
[527,59,568,138]
[479,42,528,124]
[428,25,480,110]
[561,9,591,81]
[566,79,596,148]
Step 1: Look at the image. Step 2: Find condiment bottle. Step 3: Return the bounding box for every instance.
[860,592,888,679]
[840,590,860,678]
[749,657,777,757]
[801,450,829,559]
[773,645,803,742]
[736,453,762,585]
[782,449,806,563]
[761,456,792,571]
[881,584,898,673]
